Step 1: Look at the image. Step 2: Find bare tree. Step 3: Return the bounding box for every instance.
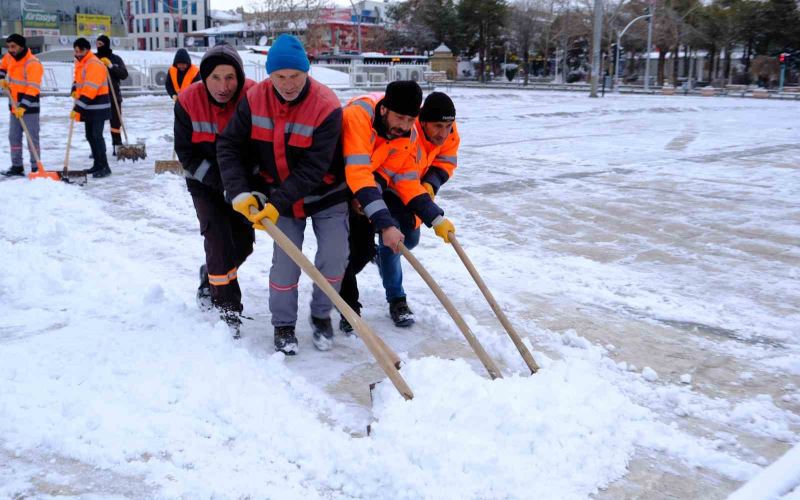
[508,0,549,85]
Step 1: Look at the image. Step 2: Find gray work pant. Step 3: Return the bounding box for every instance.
[8,112,40,169]
[269,202,349,327]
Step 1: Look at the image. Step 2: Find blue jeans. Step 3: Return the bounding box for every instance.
[377,218,420,303]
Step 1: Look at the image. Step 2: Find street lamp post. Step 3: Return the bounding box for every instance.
[614,13,652,90]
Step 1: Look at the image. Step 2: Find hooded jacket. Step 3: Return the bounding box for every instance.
[0,47,42,114]
[166,49,200,98]
[174,44,255,192]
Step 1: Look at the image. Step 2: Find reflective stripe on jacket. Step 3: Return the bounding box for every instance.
[342,94,442,231]
[72,53,110,122]
[416,119,460,194]
[0,50,43,114]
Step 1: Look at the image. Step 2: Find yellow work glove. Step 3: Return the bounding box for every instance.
[0,79,8,90]
[422,182,435,200]
[70,110,80,121]
[13,107,25,119]
[232,192,277,229]
[100,57,112,67]
[250,203,279,230]
[71,91,78,99]
[433,217,455,244]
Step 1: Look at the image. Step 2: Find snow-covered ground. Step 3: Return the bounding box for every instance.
[0,89,798,499]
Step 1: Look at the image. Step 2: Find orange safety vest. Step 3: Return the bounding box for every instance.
[342,93,426,206]
[169,64,199,94]
[415,119,459,181]
[0,50,43,113]
[73,52,110,121]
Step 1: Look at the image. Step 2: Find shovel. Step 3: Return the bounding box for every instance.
[60,109,89,185]
[399,242,503,380]
[449,233,539,374]
[106,71,146,161]
[250,207,413,401]
[154,148,183,174]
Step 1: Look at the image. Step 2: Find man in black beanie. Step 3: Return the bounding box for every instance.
[95,35,128,155]
[341,81,456,329]
[1,33,43,176]
[416,92,459,199]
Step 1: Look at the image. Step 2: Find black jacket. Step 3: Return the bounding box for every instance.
[95,49,128,102]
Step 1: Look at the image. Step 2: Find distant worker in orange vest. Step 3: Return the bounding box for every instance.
[71,37,112,178]
[0,33,43,177]
[166,48,200,101]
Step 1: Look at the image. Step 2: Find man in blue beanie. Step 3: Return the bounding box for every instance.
[218,34,348,355]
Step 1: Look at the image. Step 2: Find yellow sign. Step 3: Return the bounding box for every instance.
[76,14,111,36]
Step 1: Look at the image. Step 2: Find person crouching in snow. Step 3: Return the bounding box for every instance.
[174,43,256,338]
[218,34,348,355]
[166,48,200,101]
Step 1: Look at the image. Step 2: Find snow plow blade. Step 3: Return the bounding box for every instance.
[154,160,183,174]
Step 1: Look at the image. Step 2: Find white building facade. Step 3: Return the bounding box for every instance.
[127,0,209,50]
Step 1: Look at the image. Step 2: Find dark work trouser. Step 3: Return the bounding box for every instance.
[339,206,377,315]
[110,93,122,146]
[187,179,255,313]
[84,119,109,171]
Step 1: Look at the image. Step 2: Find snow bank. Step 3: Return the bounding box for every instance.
[728,443,800,500]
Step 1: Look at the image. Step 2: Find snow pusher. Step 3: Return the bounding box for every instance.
[448,233,539,375]
[250,207,413,401]
[106,71,146,161]
[59,108,89,185]
[154,149,183,175]
[399,242,504,380]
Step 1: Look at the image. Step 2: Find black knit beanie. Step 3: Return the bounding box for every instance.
[420,92,456,122]
[74,38,91,50]
[6,34,26,47]
[382,80,423,117]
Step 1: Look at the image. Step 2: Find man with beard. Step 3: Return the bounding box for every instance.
[71,37,112,178]
[340,82,456,329]
[174,43,257,338]
[0,34,43,176]
[165,48,200,100]
[95,35,128,156]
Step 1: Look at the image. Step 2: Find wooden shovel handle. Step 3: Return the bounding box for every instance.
[253,209,412,400]
[450,233,539,374]
[106,71,129,144]
[398,242,503,380]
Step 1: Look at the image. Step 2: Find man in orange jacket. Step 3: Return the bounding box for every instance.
[0,34,43,177]
[416,92,459,201]
[72,37,112,178]
[166,48,200,100]
[341,81,455,328]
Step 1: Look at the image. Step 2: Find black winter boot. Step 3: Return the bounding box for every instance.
[2,166,24,177]
[222,309,242,339]
[92,165,112,178]
[196,264,212,311]
[274,326,298,355]
[310,316,334,351]
[339,315,354,335]
[389,298,414,327]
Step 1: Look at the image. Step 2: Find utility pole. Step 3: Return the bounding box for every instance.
[644,0,655,91]
[589,0,604,97]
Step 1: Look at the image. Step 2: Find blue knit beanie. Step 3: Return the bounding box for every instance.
[266,35,310,74]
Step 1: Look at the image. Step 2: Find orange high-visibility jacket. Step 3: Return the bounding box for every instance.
[415,119,460,194]
[342,94,443,231]
[72,52,111,122]
[169,64,199,95]
[0,49,43,114]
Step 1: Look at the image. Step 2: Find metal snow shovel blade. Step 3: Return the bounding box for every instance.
[250,207,413,401]
[449,233,539,375]
[154,149,183,174]
[398,242,504,380]
[106,72,146,161]
[59,116,88,186]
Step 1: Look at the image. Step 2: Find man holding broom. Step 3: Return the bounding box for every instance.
[0,34,43,177]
